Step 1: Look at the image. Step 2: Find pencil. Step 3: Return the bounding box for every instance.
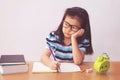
[49,47,61,72]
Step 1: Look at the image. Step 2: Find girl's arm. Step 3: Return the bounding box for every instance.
[71,29,85,65]
[40,48,60,70]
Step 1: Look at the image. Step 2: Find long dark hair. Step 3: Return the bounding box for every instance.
[54,7,93,54]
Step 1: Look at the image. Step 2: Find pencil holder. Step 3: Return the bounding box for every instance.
[94,53,110,73]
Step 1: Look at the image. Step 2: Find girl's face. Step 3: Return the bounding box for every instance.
[62,15,82,39]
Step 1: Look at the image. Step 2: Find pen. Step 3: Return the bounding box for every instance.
[49,47,61,72]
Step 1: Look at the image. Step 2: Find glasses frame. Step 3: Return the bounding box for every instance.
[63,21,81,32]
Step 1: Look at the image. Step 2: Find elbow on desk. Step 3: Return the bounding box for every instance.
[73,57,84,65]
[74,60,83,65]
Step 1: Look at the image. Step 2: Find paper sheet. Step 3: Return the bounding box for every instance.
[32,62,81,73]
[60,63,81,72]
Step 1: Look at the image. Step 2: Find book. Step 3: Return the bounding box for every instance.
[0,64,28,74]
[0,55,26,66]
[32,62,81,73]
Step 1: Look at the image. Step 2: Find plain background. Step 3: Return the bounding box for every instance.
[0,0,120,62]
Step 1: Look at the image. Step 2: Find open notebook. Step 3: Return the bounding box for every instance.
[32,62,81,73]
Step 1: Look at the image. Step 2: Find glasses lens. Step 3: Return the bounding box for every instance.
[72,26,81,31]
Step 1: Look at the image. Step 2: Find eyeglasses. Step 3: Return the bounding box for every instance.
[63,21,81,32]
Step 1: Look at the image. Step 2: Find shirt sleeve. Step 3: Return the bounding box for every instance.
[78,39,90,53]
[45,32,57,50]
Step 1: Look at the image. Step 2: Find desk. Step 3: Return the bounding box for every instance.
[0,62,120,80]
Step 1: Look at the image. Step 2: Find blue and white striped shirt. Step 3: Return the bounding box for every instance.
[46,32,90,62]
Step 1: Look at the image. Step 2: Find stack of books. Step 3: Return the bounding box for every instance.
[0,54,28,74]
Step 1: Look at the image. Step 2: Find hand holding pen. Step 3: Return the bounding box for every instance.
[49,47,61,72]
[50,61,61,71]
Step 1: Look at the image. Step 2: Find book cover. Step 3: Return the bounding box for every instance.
[0,55,26,66]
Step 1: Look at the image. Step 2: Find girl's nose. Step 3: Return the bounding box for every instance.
[66,29,74,34]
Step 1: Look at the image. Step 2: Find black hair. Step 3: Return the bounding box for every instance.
[54,7,93,54]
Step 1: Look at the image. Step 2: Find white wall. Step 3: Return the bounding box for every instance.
[0,0,120,61]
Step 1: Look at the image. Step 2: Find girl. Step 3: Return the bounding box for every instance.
[40,7,93,70]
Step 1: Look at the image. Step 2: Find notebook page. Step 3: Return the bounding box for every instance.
[32,62,81,73]
[32,62,57,73]
[60,63,81,72]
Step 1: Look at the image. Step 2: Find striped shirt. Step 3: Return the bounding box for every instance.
[46,32,90,62]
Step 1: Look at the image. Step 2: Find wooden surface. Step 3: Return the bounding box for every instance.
[0,62,120,80]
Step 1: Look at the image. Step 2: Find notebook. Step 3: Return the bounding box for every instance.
[32,62,81,73]
[0,55,26,66]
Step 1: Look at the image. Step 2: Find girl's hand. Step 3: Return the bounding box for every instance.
[50,61,61,70]
[71,28,85,39]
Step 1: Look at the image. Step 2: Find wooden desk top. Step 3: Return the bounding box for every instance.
[0,62,120,80]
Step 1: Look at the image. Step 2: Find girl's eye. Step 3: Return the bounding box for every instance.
[72,26,78,29]
[72,26,76,29]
